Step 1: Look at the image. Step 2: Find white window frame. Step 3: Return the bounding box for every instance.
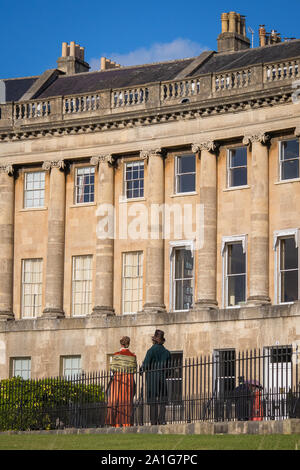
[170,240,194,312]
[227,146,248,188]
[122,251,143,315]
[273,229,299,305]
[124,161,144,200]
[11,357,31,380]
[74,166,95,205]
[61,356,82,378]
[24,171,45,209]
[175,154,196,195]
[279,139,300,182]
[72,255,93,317]
[21,258,43,319]
[221,235,247,308]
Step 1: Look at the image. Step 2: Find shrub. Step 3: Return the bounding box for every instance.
[0,376,105,431]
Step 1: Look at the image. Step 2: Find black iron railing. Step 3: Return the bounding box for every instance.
[0,347,299,431]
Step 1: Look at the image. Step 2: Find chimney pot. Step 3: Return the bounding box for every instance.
[62,42,68,57]
[70,41,76,57]
[221,13,229,33]
[228,11,237,33]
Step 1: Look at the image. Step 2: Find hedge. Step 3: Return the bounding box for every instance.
[0,376,105,431]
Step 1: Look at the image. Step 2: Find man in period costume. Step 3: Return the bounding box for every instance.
[141,329,171,425]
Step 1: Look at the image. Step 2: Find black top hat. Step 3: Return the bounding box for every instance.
[152,329,165,344]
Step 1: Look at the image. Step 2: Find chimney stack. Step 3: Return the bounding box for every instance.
[258,26,282,47]
[100,57,121,71]
[57,41,90,75]
[217,11,250,53]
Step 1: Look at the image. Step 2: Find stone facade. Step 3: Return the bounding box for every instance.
[0,12,300,378]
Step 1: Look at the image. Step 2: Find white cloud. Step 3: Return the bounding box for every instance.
[89,38,208,70]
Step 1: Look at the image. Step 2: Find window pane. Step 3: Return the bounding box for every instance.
[24,172,45,208]
[281,270,298,302]
[177,173,195,193]
[281,140,299,160]
[122,251,143,314]
[174,248,193,310]
[281,159,299,180]
[177,155,195,174]
[125,162,144,199]
[75,167,95,204]
[228,244,245,275]
[72,255,92,316]
[230,167,247,187]
[230,147,247,167]
[280,238,298,270]
[228,274,246,306]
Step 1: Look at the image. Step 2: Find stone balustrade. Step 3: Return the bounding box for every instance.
[161,78,201,102]
[14,100,51,120]
[214,68,252,92]
[264,59,299,82]
[112,87,149,107]
[0,58,298,130]
[63,93,101,114]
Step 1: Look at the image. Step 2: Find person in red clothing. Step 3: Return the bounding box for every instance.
[249,381,263,421]
[106,336,137,427]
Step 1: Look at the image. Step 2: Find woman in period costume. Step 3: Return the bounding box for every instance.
[106,336,137,427]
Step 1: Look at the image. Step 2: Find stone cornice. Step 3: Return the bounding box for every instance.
[0,89,293,142]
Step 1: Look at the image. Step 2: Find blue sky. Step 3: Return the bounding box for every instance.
[1,0,299,79]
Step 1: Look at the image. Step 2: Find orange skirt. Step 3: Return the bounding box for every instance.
[106,372,135,427]
[251,390,263,421]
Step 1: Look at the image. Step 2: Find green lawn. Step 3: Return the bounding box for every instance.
[0,433,299,450]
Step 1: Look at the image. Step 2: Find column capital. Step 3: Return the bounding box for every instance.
[192,140,218,154]
[0,163,14,175]
[42,159,65,171]
[90,154,114,166]
[140,148,162,163]
[242,132,270,146]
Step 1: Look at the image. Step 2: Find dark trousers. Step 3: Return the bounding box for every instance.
[150,399,167,425]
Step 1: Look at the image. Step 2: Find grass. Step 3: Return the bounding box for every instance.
[0,433,299,450]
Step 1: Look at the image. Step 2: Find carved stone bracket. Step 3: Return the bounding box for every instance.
[90,154,114,166]
[42,160,65,171]
[192,140,218,155]
[140,148,162,164]
[0,163,14,175]
[242,132,270,146]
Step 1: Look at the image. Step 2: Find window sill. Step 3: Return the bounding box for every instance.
[69,202,97,208]
[119,196,146,203]
[223,185,250,192]
[19,207,48,212]
[275,178,300,185]
[170,192,198,198]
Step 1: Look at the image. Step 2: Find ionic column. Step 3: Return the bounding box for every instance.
[91,155,115,316]
[243,132,271,305]
[142,148,166,314]
[0,164,15,321]
[42,160,66,318]
[193,141,218,309]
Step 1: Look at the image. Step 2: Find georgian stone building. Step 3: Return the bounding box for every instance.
[0,11,300,379]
